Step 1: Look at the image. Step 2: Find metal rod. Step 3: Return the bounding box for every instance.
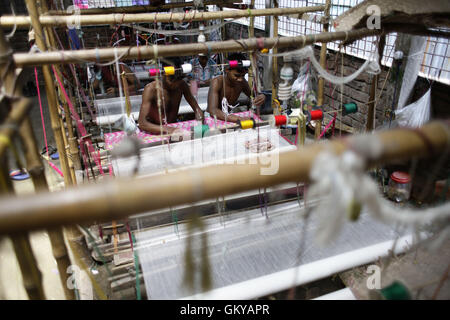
[13,28,381,67]
[0,120,447,235]
[0,6,326,28]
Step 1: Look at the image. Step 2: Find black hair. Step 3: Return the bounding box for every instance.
[226,53,248,72]
[227,52,247,63]
[161,56,183,69]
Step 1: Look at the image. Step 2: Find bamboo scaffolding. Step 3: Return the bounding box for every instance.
[0,23,75,300]
[315,0,331,139]
[0,120,447,235]
[0,98,31,158]
[13,28,381,67]
[47,0,242,15]
[0,6,325,29]
[41,0,81,183]
[271,0,279,111]
[24,0,73,187]
[0,106,45,301]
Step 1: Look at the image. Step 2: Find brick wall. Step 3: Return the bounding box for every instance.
[225,23,449,132]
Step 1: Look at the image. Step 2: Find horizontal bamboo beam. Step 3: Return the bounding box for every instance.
[0,120,448,235]
[14,28,381,67]
[0,6,325,29]
[47,0,242,15]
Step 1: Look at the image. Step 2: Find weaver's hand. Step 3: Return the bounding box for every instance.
[107,87,116,95]
[252,93,266,107]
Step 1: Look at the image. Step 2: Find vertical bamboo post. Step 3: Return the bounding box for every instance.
[40,0,80,184]
[0,30,46,300]
[247,0,255,92]
[366,34,386,132]
[24,0,73,186]
[19,116,76,300]
[271,0,279,111]
[315,0,331,139]
[0,19,75,300]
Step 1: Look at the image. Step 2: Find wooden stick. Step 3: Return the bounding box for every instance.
[41,1,81,182]
[14,28,381,67]
[315,0,331,140]
[0,6,326,29]
[0,98,32,158]
[0,120,447,235]
[366,34,386,132]
[47,0,242,15]
[24,0,73,187]
[271,0,279,111]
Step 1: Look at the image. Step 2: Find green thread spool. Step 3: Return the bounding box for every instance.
[379,281,411,300]
[348,199,362,221]
[343,102,358,116]
[193,124,209,138]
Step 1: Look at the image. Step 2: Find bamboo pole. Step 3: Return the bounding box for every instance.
[24,0,73,187]
[0,98,31,158]
[47,0,241,15]
[41,1,81,184]
[0,120,447,235]
[0,21,75,300]
[0,48,45,300]
[0,6,325,29]
[14,28,381,67]
[271,0,279,111]
[19,113,76,301]
[247,0,256,92]
[366,34,386,132]
[315,0,331,140]
[9,233,46,300]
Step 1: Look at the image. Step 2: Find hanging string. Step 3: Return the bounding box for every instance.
[51,66,105,177]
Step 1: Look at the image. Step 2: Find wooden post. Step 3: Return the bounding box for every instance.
[366,34,386,132]
[0,24,46,301]
[0,21,75,300]
[0,6,327,28]
[24,0,73,186]
[40,0,80,184]
[247,0,256,92]
[271,0,279,112]
[315,0,331,139]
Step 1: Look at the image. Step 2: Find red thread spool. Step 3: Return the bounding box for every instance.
[229,60,238,68]
[274,115,287,126]
[149,68,161,77]
[310,110,323,121]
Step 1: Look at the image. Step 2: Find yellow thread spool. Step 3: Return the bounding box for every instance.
[240,119,254,130]
[261,48,269,54]
[164,66,175,76]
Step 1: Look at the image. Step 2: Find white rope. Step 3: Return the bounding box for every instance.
[264,45,381,85]
[221,97,239,116]
[309,135,450,247]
